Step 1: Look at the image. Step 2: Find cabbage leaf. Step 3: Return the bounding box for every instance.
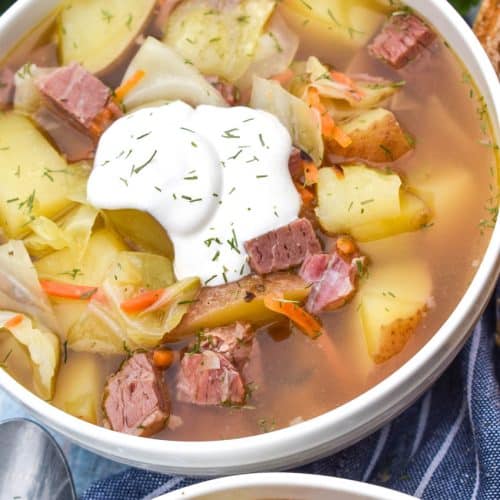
[0,311,60,400]
[122,37,228,111]
[68,252,200,353]
[0,240,60,334]
[250,76,323,164]
[164,0,276,82]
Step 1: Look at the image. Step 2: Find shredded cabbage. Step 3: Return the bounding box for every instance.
[0,241,60,334]
[122,37,228,111]
[14,64,54,114]
[250,76,323,164]
[238,12,299,87]
[68,252,200,353]
[0,311,60,400]
[24,204,98,260]
[164,0,276,82]
[301,56,404,120]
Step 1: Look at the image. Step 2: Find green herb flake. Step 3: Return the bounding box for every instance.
[101,9,114,23]
[222,128,240,139]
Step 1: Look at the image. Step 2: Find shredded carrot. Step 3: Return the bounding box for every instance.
[263,294,325,339]
[114,70,145,102]
[294,182,315,206]
[271,68,294,86]
[152,349,175,370]
[303,160,319,186]
[336,236,357,256]
[307,87,352,148]
[4,314,23,329]
[89,102,121,138]
[329,70,356,87]
[40,280,98,300]
[329,70,365,100]
[120,289,164,314]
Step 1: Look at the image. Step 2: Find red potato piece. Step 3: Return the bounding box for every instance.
[0,67,15,110]
[177,350,246,406]
[244,218,322,275]
[170,273,310,339]
[103,352,170,437]
[369,13,436,70]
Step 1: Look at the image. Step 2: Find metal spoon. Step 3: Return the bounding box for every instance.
[0,418,77,500]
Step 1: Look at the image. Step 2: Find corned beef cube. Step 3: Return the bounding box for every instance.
[299,251,365,314]
[36,62,112,129]
[244,218,322,275]
[103,352,170,437]
[369,13,436,69]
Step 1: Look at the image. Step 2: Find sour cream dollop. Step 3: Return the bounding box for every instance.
[87,101,300,286]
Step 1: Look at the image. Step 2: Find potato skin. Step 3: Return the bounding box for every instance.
[371,308,424,364]
[328,108,413,163]
[169,273,309,340]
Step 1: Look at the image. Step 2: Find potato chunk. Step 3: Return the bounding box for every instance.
[358,259,432,363]
[329,109,413,163]
[280,0,389,58]
[0,113,84,238]
[52,352,103,424]
[58,0,156,77]
[316,165,431,241]
[170,273,309,339]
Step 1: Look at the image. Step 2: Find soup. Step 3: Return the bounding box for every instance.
[0,0,497,441]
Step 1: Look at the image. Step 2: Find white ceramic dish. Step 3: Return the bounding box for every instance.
[157,473,415,499]
[0,0,499,476]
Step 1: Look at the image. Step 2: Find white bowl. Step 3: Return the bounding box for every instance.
[157,473,415,499]
[0,0,499,475]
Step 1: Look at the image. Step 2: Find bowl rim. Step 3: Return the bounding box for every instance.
[0,0,499,475]
[156,472,416,499]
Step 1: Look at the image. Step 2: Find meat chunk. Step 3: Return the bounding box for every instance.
[244,218,322,275]
[206,75,240,106]
[34,107,96,162]
[369,14,436,69]
[36,63,111,128]
[288,147,316,183]
[103,352,170,437]
[199,322,254,371]
[177,322,255,406]
[35,63,122,161]
[300,250,365,314]
[0,67,15,111]
[177,350,246,406]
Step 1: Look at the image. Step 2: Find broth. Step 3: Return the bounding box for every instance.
[0,0,497,441]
